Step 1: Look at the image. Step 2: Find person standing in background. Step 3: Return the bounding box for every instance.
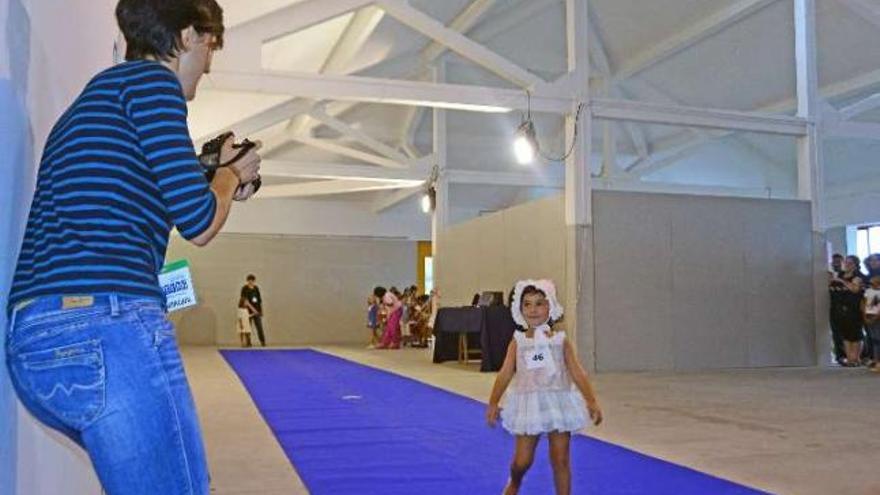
[241,274,266,346]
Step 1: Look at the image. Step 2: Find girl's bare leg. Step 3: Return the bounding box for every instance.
[504,435,539,495]
[548,432,572,495]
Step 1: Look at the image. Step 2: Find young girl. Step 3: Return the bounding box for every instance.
[377,287,403,349]
[366,294,380,348]
[486,279,602,495]
[236,296,254,347]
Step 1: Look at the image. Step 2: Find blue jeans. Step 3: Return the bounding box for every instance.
[5,294,209,494]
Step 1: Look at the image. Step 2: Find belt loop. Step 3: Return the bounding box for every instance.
[110,294,119,316]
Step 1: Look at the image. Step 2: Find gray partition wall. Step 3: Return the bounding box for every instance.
[166,234,416,346]
[593,191,815,371]
[437,191,816,372]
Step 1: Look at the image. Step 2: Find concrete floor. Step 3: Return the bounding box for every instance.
[183,346,880,495]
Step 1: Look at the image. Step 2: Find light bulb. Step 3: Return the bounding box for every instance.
[513,120,537,164]
[421,193,432,213]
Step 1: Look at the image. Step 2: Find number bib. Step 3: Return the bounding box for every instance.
[526,344,552,370]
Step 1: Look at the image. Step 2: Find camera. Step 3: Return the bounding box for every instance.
[198,131,262,199]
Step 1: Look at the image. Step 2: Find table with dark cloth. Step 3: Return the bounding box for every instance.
[432,306,516,371]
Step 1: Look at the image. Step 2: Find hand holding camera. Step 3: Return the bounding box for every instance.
[199,131,263,201]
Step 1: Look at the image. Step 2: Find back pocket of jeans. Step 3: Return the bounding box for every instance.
[17,339,106,430]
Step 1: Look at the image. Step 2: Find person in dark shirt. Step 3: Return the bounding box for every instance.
[830,255,867,366]
[829,253,846,363]
[241,274,266,346]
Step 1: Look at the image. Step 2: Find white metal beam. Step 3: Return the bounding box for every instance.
[795,0,824,232]
[839,92,880,120]
[588,12,611,77]
[591,97,809,135]
[322,6,386,74]
[431,62,449,239]
[290,6,388,137]
[206,70,569,113]
[629,68,880,176]
[401,106,427,158]
[612,0,778,82]
[377,0,544,88]
[565,0,591,227]
[257,179,416,199]
[307,105,413,165]
[194,99,315,146]
[290,136,408,168]
[420,0,498,62]
[260,160,430,182]
[469,0,559,45]
[215,0,374,71]
[261,159,566,188]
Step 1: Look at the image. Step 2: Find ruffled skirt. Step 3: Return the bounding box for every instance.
[500,389,588,436]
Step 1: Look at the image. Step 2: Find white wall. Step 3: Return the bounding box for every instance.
[1,1,116,493]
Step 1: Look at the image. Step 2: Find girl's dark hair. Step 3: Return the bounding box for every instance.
[116,0,224,61]
[238,296,247,309]
[373,286,387,298]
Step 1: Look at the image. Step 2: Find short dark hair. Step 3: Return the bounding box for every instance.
[373,286,387,298]
[832,253,844,259]
[246,274,256,281]
[116,0,224,61]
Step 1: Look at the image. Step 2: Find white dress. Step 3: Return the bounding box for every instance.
[236,308,253,335]
[500,329,588,435]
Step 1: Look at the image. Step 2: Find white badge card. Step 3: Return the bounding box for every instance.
[159,259,198,312]
[526,344,551,370]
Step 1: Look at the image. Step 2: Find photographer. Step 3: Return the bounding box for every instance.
[4,1,257,493]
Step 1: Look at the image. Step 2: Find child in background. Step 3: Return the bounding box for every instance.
[236,296,253,347]
[366,294,380,348]
[377,286,403,349]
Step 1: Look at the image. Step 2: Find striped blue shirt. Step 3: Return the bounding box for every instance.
[8,60,216,312]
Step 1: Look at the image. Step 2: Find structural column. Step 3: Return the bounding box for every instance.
[564,0,596,369]
[794,0,829,366]
[431,61,449,292]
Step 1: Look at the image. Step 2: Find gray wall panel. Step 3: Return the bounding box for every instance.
[594,191,814,371]
[167,234,416,345]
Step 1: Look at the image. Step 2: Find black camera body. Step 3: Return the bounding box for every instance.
[198,131,261,198]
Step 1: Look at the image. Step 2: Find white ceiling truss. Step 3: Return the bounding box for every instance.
[194,0,880,215]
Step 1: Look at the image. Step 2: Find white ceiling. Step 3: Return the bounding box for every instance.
[188,0,880,223]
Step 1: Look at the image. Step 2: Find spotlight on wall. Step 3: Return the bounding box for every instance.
[513,119,537,165]
[421,189,434,214]
[421,164,439,214]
